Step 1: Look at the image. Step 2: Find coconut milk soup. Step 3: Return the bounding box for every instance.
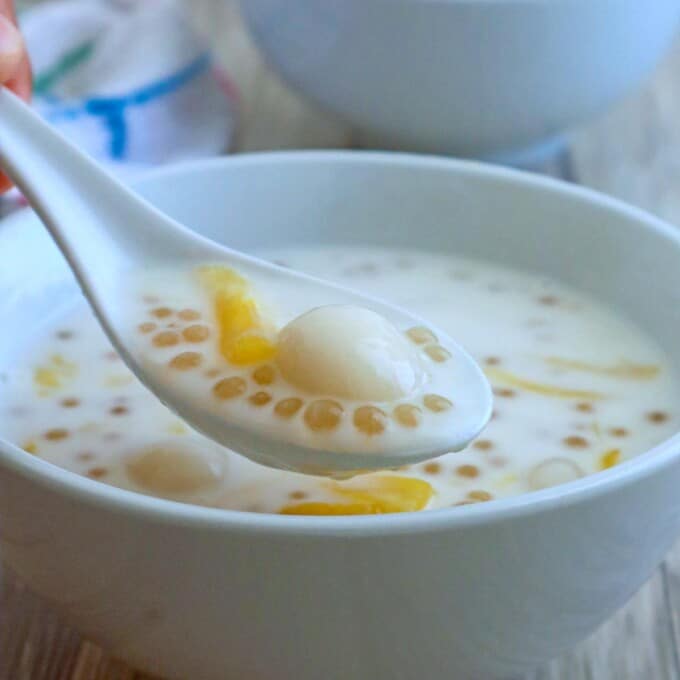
[1,247,677,515]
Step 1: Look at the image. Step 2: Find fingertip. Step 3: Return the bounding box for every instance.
[0,172,14,195]
[7,53,31,101]
[0,13,24,84]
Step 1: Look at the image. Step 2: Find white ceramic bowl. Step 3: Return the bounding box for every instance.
[240,0,680,163]
[1,152,680,680]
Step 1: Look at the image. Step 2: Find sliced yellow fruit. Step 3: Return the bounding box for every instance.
[226,334,277,366]
[33,354,77,392]
[545,357,659,380]
[214,294,259,344]
[599,448,621,470]
[197,265,248,296]
[22,440,37,455]
[196,265,276,367]
[280,476,434,516]
[485,366,604,400]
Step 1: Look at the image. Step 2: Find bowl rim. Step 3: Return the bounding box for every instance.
[2,149,680,537]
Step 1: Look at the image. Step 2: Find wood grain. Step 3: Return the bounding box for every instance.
[3,1,680,678]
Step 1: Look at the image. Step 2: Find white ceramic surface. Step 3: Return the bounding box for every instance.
[1,152,680,680]
[240,0,680,163]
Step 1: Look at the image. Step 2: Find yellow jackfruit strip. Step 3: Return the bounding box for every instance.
[485,367,605,400]
[599,448,621,470]
[280,476,434,516]
[33,354,77,391]
[545,357,659,380]
[226,334,277,366]
[196,265,276,367]
[22,440,37,455]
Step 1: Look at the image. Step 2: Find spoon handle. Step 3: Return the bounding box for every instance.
[0,87,192,289]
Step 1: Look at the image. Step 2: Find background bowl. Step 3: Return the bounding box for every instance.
[2,152,680,680]
[240,0,680,164]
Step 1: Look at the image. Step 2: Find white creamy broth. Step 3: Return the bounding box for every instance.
[1,246,677,515]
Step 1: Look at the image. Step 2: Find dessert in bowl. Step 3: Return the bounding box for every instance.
[0,152,679,679]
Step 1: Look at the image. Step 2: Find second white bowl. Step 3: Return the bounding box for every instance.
[241,0,680,163]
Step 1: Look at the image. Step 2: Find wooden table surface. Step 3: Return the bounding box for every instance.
[4,2,680,678]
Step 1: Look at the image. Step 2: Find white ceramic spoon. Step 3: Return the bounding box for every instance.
[0,87,492,475]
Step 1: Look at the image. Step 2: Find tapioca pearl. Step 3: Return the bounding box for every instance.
[484,356,501,366]
[152,331,180,348]
[178,308,201,321]
[274,397,304,419]
[609,427,629,437]
[406,326,437,345]
[563,435,589,449]
[647,410,670,424]
[204,368,222,379]
[456,464,479,479]
[182,325,210,343]
[494,387,516,398]
[150,307,173,319]
[304,400,343,432]
[467,490,493,502]
[249,391,272,407]
[575,402,594,413]
[423,394,452,413]
[252,364,275,386]
[86,467,108,480]
[213,376,247,400]
[393,404,422,428]
[110,405,129,416]
[169,352,203,371]
[44,428,69,441]
[423,462,441,475]
[56,329,73,340]
[537,295,559,306]
[125,443,225,496]
[528,458,584,490]
[424,345,451,363]
[60,397,80,408]
[473,439,493,451]
[289,490,308,500]
[138,322,157,334]
[353,406,387,436]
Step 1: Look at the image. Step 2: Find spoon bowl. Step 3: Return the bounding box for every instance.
[0,87,491,473]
